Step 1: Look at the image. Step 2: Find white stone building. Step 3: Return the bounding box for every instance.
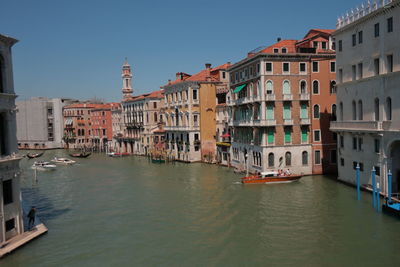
[331,0,400,195]
[120,90,164,155]
[110,103,122,152]
[0,34,24,245]
[16,97,76,149]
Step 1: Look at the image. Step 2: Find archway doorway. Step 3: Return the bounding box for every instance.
[390,141,400,195]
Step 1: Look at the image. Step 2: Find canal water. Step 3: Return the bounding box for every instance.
[2,150,400,266]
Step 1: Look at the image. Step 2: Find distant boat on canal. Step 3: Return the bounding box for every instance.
[151,157,166,163]
[51,157,76,165]
[107,152,130,157]
[241,171,302,184]
[69,152,91,158]
[31,161,57,171]
[26,152,44,159]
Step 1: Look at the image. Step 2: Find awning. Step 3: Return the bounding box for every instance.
[233,84,247,93]
[65,118,73,126]
[221,133,230,138]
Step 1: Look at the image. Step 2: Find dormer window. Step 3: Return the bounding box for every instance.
[313,41,318,48]
[273,48,279,53]
[321,42,327,49]
[281,48,287,53]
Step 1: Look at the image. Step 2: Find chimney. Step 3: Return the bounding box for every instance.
[205,63,212,81]
[176,72,181,80]
[168,79,171,85]
[277,37,281,42]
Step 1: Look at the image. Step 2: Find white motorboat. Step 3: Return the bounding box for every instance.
[31,161,57,171]
[51,157,76,165]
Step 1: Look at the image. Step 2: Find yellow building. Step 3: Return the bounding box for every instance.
[162,63,230,162]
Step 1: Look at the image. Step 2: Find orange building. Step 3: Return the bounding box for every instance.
[229,29,336,175]
[162,63,230,162]
[63,102,119,151]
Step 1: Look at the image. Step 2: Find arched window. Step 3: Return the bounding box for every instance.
[352,101,357,120]
[332,104,337,121]
[330,80,336,94]
[340,102,343,121]
[82,129,85,136]
[300,80,307,94]
[257,80,261,96]
[358,100,363,120]
[374,98,380,121]
[283,80,291,95]
[266,80,273,95]
[302,151,308,165]
[154,112,158,122]
[268,153,274,167]
[313,105,320,119]
[312,80,319,94]
[285,152,291,166]
[386,97,392,120]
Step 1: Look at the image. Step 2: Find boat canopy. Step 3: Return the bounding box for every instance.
[260,171,278,177]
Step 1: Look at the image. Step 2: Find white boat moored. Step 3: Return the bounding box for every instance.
[31,161,57,171]
[51,157,76,165]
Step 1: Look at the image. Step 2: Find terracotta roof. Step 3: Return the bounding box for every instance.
[164,63,230,86]
[123,90,164,102]
[259,40,298,54]
[64,103,102,109]
[297,29,334,45]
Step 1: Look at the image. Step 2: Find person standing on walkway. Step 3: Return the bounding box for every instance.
[27,206,36,230]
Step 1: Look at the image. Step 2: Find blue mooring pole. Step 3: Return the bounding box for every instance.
[356,163,361,201]
[388,170,392,204]
[372,167,376,209]
[377,182,380,212]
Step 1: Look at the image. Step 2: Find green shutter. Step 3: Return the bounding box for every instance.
[283,104,291,119]
[285,128,291,143]
[266,104,274,120]
[300,103,308,119]
[268,129,274,143]
[301,127,308,143]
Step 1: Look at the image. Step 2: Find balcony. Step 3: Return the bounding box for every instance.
[126,121,144,129]
[330,121,383,132]
[265,94,276,101]
[264,119,276,126]
[229,120,253,127]
[299,93,310,101]
[300,118,310,125]
[236,97,252,105]
[229,119,277,127]
[283,119,293,125]
[283,94,293,101]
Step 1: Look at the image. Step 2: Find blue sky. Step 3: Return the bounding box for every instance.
[1,0,358,102]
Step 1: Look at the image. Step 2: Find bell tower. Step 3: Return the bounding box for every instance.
[122,58,133,99]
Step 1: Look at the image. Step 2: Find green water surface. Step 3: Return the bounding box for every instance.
[2,150,400,266]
